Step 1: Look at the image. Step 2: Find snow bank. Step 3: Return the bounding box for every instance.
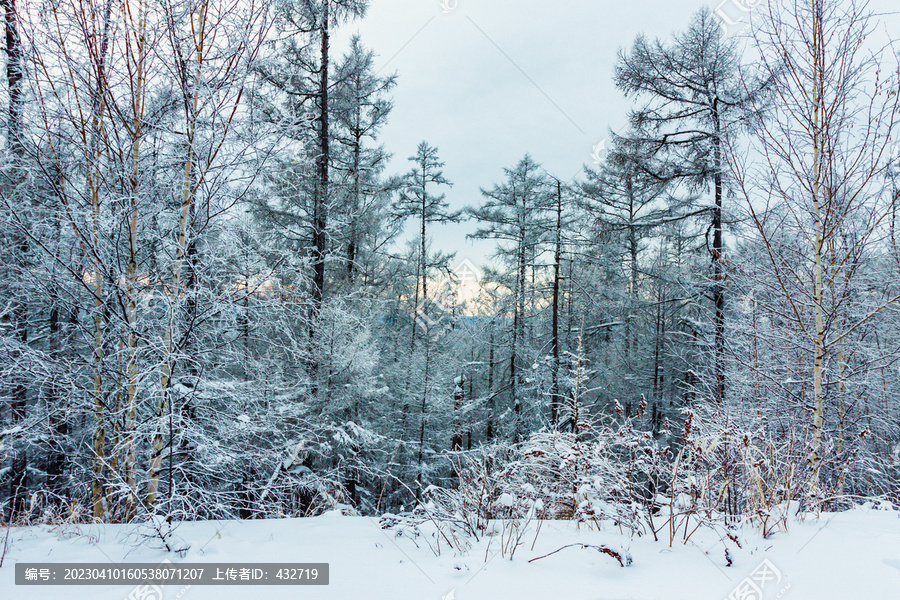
[1,507,899,599]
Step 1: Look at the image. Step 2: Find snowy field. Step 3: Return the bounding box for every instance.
[2,507,900,600]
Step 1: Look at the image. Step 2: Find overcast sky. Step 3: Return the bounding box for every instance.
[334,0,899,269]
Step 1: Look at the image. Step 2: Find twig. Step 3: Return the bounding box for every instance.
[530,518,543,551]
[528,543,631,567]
[0,510,13,568]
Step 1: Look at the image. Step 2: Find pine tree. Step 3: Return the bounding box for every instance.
[468,155,551,442]
[615,7,763,404]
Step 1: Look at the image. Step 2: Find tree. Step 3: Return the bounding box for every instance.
[615,7,762,404]
[394,141,458,335]
[1,0,27,517]
[733,0,900,500]
[147,0,271,513]
[282,0,367,312]
[393,141,456,494]
[469,155,550,441]
[548,179,566,428]
[14,0,273,521]
[331,35,398,288]
[581,135,673,409]
[255,0,368,391]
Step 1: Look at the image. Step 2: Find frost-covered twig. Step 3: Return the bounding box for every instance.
[528,543,632,567]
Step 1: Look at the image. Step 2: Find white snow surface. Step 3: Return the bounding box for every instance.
[2,507,900,599]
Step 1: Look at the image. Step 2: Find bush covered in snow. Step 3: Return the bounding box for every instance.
[388,400,877,550]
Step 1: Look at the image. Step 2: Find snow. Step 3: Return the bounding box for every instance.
[2,508,900,599]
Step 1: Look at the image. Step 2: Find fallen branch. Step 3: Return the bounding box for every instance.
[528,543,632,567]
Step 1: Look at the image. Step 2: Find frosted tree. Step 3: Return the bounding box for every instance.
[0,0,27,516]
[255,0,369,390]
[581,136,673,408]
[732,0,900,502]
[392,141,457,494]
[615,7,763,404]
[394,141,458,335]
[468,155,551,441]
[331,36,398,289]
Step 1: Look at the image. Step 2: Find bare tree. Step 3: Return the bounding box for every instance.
[733,0,899,500]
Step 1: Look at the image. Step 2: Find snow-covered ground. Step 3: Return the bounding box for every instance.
[2,507,900,600]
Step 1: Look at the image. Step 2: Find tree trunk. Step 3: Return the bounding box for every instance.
[452,374,464,451]
[87,0,114,521]
[151,0,200,511]
[550,180,562,428]
[4,0,27,517]
[807,0,827,499]
[486,320,495,440]
[511,191,526,442]
[415,340,431,498]
[712,100,726,405]
[309,0,330,391]
[626,174,638,364]
[346,120,362,284]
[120,0,146,521]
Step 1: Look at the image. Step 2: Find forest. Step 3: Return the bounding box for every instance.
[1,0,899,545]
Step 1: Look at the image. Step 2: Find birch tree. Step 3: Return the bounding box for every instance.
[147,0,271,512]
[733,0,899,500]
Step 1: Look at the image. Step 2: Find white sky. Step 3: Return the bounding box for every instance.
[334,0,899,268]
